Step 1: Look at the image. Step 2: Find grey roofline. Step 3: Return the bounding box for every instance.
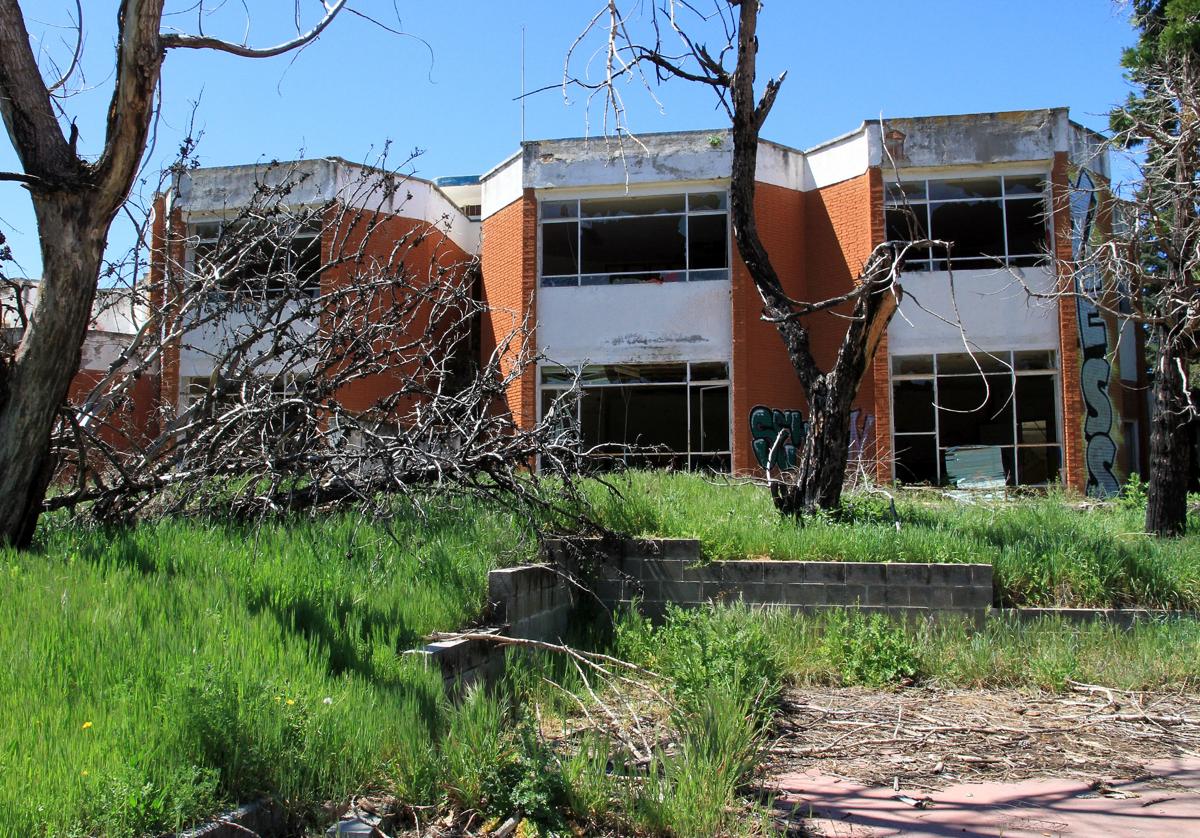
[171,156,476,221]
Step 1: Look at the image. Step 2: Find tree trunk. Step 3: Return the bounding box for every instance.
[0,194,105,547]
[1145,329,1192,536]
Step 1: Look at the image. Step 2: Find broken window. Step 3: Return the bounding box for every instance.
[540,192,729,286]
[890,349,1061,486]
[884,175,1048,271]
[190,221,323,300]
[539,361,731,472]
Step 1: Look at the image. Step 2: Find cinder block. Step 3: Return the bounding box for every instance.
[861,585,887,606]
[885,564,930,586]
[953,586,991,609]
[881,586,911,606]
[719,561,765,585]
[827,584,868,606]
[652,579,703,602]
[740,582,783,605]
[703,580,738,602]
[844,563,886,585]
[927,564,972,587]
[642,557,686,582]
[594,579,624,602]
[624,538,663,559]
[786,584,828,606]
[918,586,955,608]
[804,562,846,584]
[488,567,520,601]
[763,562,804,585]
[970,564,995,586]
[662,539,702,561]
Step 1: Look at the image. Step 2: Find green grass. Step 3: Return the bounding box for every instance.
[640,604,1200,692]
[7,472,1200,834]
[579,471,1200,609]
[0,501,536,835]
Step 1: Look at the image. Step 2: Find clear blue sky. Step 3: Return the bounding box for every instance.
[1,1,1140,279]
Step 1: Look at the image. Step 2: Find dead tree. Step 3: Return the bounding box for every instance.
[0,1,357,548]
[41,157,590,524]
[1082,52,1200,536]
[568,1,926,515]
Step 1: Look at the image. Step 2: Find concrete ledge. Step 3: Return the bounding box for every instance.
[998,607,1200,627]
[542,537,995,624]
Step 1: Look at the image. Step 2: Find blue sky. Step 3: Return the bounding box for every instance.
[2,1,1139,278]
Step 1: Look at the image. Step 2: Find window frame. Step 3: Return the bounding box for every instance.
[537,360,733,471]
[889,349,1063,486]
[884,172,1052,272]
[187,219,325,301]
[538,190,731,287]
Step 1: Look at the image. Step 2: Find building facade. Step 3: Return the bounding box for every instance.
[141,107,1148,494]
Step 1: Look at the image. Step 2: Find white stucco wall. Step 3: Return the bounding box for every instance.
[888,266,1060,355]
[178,304,318,382]
[178,158,479,254]
[538,280,732,366]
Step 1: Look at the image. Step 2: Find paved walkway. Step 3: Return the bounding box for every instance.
[774,758,1200,836]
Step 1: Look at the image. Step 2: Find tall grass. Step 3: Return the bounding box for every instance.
[0,501,535,835]
[580,471,1200,608]
[747,607,1200,691]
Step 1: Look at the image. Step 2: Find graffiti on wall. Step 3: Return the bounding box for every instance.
[848,408,876,464]
[1070,169,1120,497]
[749,405,806,470]
[749,405,875,471]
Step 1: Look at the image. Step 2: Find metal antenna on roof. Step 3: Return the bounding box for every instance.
[520,25,526,143]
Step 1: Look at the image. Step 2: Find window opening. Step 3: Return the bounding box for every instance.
[884,175,1048,271]
[539,361,731,472]
[890,349,1061,486]
[539,192,729,287]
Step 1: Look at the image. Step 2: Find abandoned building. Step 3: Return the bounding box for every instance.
[125,107,1148,494]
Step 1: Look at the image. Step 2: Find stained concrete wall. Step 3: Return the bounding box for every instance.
[888,266,1060,355]
[538,280,732,366]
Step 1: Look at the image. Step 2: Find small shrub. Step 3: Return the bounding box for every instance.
[820,611,922,687]
[441,687,512,814]
[616,604,784,716]
[1118,473,1148,510]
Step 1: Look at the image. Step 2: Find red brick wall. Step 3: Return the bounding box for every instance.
[730,181,807,473]
[804,169,887,482]
[320,209,474,414]
[66,368,159,451]
[730,170,885,478]
[479,189,537,429]
[149,194,184,421]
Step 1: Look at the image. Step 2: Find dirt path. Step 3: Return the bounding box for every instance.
[765,685,1200,836]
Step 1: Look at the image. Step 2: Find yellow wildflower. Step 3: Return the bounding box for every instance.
[80,770,89,777]
[286,698,295,706]
[80,721,92,730]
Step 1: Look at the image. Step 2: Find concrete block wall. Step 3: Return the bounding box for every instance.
[543,537,993,623]
[407,563,575,692]
[487,563,576,642]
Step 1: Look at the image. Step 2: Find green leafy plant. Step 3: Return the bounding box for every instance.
[820,611,922,686]
[616,603,783,716]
